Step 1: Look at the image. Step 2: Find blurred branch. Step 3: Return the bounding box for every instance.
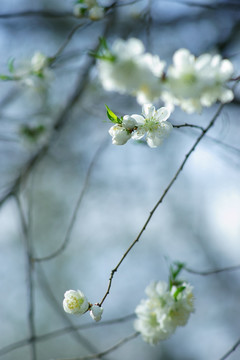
[184,264,240,276]
[166,0,240,11]
[0,314,134,357]
[0,37,102,208]
[1,312,133,357]
[15,194,36,360]
[0,10,74,19]
[56,332,139,360]
[50,21,91,63]
[219,338,240,360]
[100,103,225,306]
[33,137,108,262]
[36,265,106,357]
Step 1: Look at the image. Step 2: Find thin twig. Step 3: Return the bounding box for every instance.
[55,332,139,360]
[173,123,205,131]
[166,0,240,10]
[184,264,240,276]
[33,138,108,262]
[15,194,36,360]
[100,103,224,306]
[219,338,240,360]
[50,21,91,62]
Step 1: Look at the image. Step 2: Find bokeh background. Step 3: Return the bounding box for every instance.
[0,0,240,359]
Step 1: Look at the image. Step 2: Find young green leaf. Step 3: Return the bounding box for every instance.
[105,105,122,124]
[173,286,186,301]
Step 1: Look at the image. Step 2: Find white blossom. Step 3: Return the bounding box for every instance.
[163,48,234,113]
[90,304,104,322]
[131,104,172,148]
[98,38,165,104]
[31,52,48,73]
[63,290,89,315]
[89,6,104,20]
[108,114,138,145]
[134,281,194,345]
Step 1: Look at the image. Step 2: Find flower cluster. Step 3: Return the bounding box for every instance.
[107,104,172,148]
[73,0,104,21]
[97,38,234,113]
[134,280,194,345]
[163,48,234,113]
[97,38,166,104]
[63,289,103,322]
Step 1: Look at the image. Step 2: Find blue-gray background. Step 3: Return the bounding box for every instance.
[0,0,240,359]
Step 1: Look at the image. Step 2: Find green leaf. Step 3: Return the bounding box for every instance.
[20,124,46,142]
[173,286,186,301]
[8,57,15,73]
[0,74,14,80]
[105,105,122,124]
[89,37,115,62]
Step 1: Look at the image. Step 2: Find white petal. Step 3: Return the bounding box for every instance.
[219,88,234,103]
[173,49,194,69]
[155,107,170,122]
[131,127,145,140]
[130,114,145,125]
[142,103,155,118]
[122,115,137,129]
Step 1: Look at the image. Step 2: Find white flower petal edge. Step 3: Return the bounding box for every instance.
[89,304,104,322]
[134,281,194,345]
[63,290,89,315]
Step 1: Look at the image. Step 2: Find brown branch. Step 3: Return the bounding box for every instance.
[173,123,205,131]
[99,103,224,306]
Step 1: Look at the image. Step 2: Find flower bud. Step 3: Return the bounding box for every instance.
[63,290,89,315]
[90,304,103,322]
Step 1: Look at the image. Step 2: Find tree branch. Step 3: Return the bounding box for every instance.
[100,103,224,306]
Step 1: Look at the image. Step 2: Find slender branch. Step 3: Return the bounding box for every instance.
[50,21,91,63]
[219,338,240,360]
[184,264,240,276]
[173,123,205,131]
[15,194,36,360]
[0,40,98,208]
[0,10,74,19]
[100,103,224,306]
[55,332,139,360]
[165,0,240,10]
[33,138,108,262]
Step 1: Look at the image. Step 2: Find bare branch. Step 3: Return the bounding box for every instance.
[184,264,240,276]
[0,10,75,19]
[100,103,224,306]
[0,314,134,356]
[15,194,36,360]
[173,123,205,131]
[219,338,240,360]
[55,332,139,360]
[33,138,108,262]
